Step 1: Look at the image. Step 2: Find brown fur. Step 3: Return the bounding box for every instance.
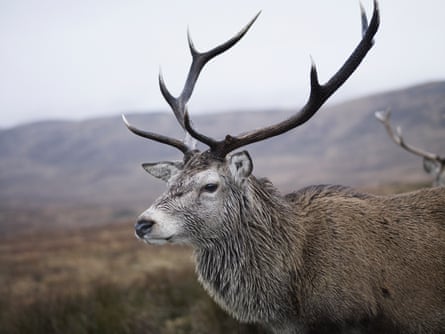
[287,185,445,333]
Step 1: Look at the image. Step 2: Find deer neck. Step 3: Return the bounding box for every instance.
[194,176,304,323]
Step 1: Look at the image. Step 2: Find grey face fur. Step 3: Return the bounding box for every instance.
[136,151,253,247]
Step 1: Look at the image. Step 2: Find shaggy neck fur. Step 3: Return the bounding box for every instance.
[194,176,305,325]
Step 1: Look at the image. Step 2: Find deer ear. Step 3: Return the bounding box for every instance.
[228,151,253,182]
[423,157,440,175]
[142,161,182,182]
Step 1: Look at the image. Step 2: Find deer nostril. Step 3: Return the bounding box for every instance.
[135,218,155,238]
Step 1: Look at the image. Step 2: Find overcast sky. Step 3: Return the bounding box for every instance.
[1,0,444,128]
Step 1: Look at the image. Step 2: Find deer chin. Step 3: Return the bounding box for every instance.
[142,234,176,246]
[145,238,169,245]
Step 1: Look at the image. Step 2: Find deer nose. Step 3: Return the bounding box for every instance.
[135,218,155,238]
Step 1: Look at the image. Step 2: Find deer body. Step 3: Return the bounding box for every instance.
[122,2,444,332]
[139,152,445,333]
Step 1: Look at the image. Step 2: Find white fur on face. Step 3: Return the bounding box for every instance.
[137,208,183,245]
[137,168,223,245]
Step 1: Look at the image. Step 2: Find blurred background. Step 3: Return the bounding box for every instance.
[1,1,444,333]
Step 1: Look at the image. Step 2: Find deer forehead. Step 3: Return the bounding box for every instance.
[171,168,223,190]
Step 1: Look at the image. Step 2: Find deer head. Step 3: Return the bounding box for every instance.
[375,110,445,187]
[124,2,380,246]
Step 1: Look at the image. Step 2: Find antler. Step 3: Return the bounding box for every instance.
[122,114,190,154]
[122,12,260,154]
[185,0,380,157]
[124,2,379,158]
[374,109,442,161]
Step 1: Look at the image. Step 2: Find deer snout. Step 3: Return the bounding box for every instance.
[135,218,155,239]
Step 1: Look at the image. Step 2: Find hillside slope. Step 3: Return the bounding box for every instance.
[1,81,444,232]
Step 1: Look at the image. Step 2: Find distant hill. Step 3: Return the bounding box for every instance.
[1,81,444,234]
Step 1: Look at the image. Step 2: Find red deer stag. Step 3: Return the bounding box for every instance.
[375,109,445,187]
[123,2,445,333]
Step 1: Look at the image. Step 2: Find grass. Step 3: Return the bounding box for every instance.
[0,268,259,334]
[0,183,428,333]
[0,223,264,334]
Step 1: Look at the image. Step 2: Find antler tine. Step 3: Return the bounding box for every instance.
[186,1,380,157]
[122,114,190,154]
[159,12,261,133]
[374,109,439,161]
[359,2,369,36]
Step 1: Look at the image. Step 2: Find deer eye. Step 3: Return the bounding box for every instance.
[202,183,218,193]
